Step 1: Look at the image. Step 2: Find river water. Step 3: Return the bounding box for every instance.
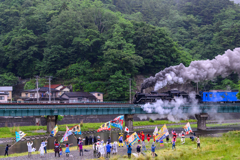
[0,126,239,155]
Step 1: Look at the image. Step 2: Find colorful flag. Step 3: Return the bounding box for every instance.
[60,126,72,142]
[97,122,111,132]
[110,115,124,130]
[155,124,169,142]
[69,124,81,135]
[183,122,192,134]
[50,125,58,137]
[153,126,158,136]
[15,131,26,142]
[125,127,129,133]
[124,132,139,146]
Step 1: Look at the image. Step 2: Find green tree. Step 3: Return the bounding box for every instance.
[0,73,18,86]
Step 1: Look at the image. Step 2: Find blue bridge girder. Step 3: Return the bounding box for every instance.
[0,103,240,116]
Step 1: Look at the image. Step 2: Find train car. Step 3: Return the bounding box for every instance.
[202,91,240,103]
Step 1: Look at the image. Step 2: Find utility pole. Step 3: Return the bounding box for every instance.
[46,76,53,103]
[129,78,132,103]
[35,76,39,103]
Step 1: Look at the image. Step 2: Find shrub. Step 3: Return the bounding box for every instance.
[149,118,154,122]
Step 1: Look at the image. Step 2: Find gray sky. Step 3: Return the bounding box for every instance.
[230,0,240,4]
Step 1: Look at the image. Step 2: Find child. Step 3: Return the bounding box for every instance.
[4,144,11,156]
[118,133,124,147]
[127,145,132,159]
[142,140,146,151]
[65,143,72,157]
[59,147,62,156]
[181,131,185,144]
[54,141,60,157]
[147,134,151,142]
[79,140,83,156]
[172,138,176,150]
[196,137,200,149]
[39,143,46,157]
[112,141,118,155]
[153,134,156,142]
[136,145,141,156]
[151,144,156,158]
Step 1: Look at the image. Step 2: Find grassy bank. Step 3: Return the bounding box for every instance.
[110,131,240,160]
[0,120,196,138]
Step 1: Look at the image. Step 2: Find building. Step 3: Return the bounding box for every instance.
[44,84,71,96]
[19,87,61,102]
[0,92,9,103]
[0,86,13,102]
[90,92,103,102]
[61,92,97,103]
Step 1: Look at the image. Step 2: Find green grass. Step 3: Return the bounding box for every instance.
[133,119,196,126]
[1,120,237,138]
[110,130,240,160]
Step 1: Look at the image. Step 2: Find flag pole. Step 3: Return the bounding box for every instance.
[9,141,18,149]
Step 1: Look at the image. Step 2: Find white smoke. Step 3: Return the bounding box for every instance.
[141,48,240,91]
[141,92,201,122]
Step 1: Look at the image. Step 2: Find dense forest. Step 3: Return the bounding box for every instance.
[0,0,240,101]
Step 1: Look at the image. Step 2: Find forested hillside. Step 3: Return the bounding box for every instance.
[0,0,240,101]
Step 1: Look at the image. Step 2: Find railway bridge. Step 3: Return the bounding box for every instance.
[0,103,240,132]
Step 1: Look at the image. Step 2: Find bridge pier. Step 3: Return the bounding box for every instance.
[47,115,58,133]
[195,113,209,130]
[124,114,134,133]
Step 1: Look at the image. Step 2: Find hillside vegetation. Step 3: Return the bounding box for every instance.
[0,0,240,101]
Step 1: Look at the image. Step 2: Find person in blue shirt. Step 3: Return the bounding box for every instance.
[151,144,156,158]
[4,144,11,156]
[127,145,132,159]
[106,142,112,158]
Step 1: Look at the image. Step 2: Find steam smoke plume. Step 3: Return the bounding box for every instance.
[141,92,201,122]
[141,48,240,91]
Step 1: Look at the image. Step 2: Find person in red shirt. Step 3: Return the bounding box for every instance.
[153,135,156,142]
[147,134,151,142]
[141,131,145,141]
[138,133,141,144]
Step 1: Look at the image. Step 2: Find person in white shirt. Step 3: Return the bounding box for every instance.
[27,141,33,158]
[112,141,118,155]
[196,136,200,149]
[181,131,185,144]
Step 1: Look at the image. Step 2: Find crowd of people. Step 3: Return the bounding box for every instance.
[4,130,200,158]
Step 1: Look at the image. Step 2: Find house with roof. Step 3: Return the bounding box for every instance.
[0,92,9,102]
[0,86,13,102]
[90,92,103,102]
[18,87,68,103]
[61,92,97,103]
[44,84,70,96]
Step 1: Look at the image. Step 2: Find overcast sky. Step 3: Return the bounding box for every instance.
[230,0,240,4]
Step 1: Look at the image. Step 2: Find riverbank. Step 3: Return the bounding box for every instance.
[0,120,196,138]
[1,130,239,159]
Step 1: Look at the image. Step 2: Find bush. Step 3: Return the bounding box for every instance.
[149,118,154,122]
[58,115,64,121]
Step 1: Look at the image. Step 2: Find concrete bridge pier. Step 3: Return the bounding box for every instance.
[124,114,134,133]
[195,113,209,130]
[47,115,58,133]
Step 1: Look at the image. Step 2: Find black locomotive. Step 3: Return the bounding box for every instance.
[133,90,202,104]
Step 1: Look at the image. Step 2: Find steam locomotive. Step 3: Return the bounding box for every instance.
[133,90,239,104]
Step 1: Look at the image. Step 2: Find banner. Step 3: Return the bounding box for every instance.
[69,124,81,135]
[153,126,158,136]
[97,121,111,132]
[15,131,26,142]
[183,122,192,134]
[50,125,58,137]
[60,126,72,142]
[110,115,124,130]
[124,132,139,146]
[155,124,169,142]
